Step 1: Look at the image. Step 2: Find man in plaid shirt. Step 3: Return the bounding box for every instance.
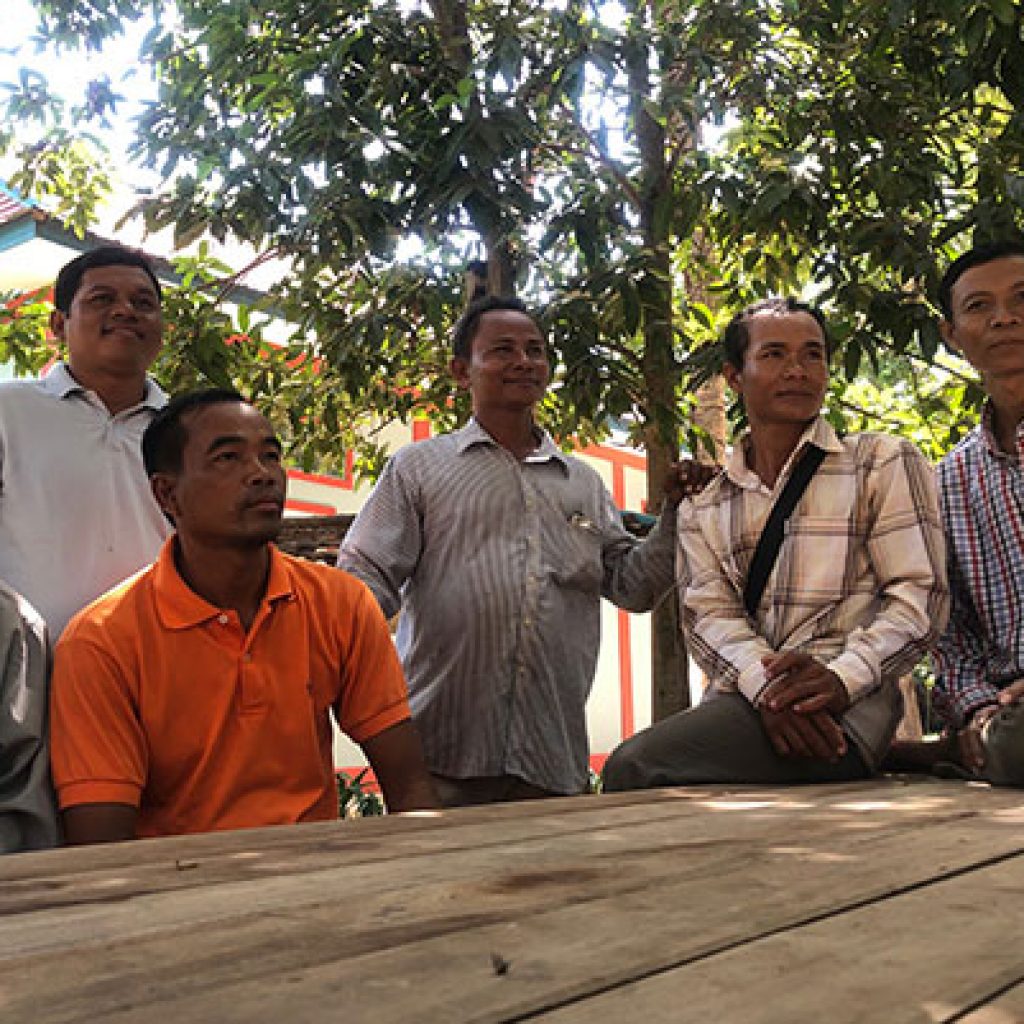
[921,242,1024,786]
[604,297,948,789]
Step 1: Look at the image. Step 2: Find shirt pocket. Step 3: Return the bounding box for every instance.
[780,515,852,606]
[551,512,605,592]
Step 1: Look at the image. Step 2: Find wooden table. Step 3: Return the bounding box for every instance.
[2,779,1023,1023]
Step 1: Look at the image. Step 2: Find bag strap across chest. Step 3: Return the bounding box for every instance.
[743,443,827,617]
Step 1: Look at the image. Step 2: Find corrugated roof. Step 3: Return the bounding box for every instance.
[0,191,32,225]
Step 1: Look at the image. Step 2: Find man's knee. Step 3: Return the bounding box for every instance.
[602,734,649,792]
[983,704,1024,787]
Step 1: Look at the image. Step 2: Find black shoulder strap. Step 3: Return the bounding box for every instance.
[743,443,826,617]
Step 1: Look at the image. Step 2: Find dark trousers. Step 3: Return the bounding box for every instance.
[430,773,564,808]
[980,702,1024,786]
[603,691,869,791]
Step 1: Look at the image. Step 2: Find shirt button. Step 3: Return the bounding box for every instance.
[217,614,229,625]
[523,618,532,629]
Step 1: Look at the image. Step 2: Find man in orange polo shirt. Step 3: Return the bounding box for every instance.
[50,389,439,843]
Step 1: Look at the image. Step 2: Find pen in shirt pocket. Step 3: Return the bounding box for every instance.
[568,511,600,535]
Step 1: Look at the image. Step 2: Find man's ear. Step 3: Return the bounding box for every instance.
[939,317,960,354]
[49,309,67,343]
[722,361,743,396]
[450,355,471,391]
[150,473,179,524]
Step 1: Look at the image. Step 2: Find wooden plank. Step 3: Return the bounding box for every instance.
[2,783,944,954]
[0,782,1021,1023]
[0,784,771,882]
[539,857,1024,1024]
[0,779,908,915]
[1,779,1010,929]
[5,777,948,885]
[956,981,1024,1023]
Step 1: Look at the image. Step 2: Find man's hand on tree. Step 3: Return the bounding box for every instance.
[662,459,719,508]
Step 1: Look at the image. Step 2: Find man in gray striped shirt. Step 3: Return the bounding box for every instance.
[339,296,687,805]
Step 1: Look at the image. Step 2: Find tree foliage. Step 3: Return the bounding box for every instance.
[5,0,1022,463]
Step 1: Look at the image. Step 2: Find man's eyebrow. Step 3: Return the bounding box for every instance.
[485,332,545,342]
[957,281,1024,305]
[82,283,159,298]
[205,434,245,454]
[206,433,282,454]
[754,338,823,350]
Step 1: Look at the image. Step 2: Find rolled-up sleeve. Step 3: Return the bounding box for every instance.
[337,453,422,620]
[677,497,776,703]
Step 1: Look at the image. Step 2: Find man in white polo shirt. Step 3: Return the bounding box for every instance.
[0,245,170,638]
[0,245,170,850]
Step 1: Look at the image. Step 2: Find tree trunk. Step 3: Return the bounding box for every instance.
[644,412,688,722]
[685,232,727,463]
[691,375,727,461]
[625,24,689,723]
[486,234,517,297]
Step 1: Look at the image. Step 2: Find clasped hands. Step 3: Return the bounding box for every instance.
[956,677,1024,774]
[757,651,851,762]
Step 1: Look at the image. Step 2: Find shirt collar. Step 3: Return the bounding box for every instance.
[456,417,571,470]
[152,536,295,631]
[724,415,842,491]
[979,400,1024,462]
[41,361,168,411]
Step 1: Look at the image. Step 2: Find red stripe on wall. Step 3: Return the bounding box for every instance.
[286,498,336,516]
[617,611,634,739]
[287,450,355,490]
[578,443,647,472]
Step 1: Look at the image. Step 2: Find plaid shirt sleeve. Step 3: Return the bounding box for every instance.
[676,495,775,705]
[825,439,949,702]
[930,443,1005,726]
[931,559,1001,726]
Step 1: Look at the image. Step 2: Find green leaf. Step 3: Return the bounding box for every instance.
[618,279,642,336]
[988,0,1016,27]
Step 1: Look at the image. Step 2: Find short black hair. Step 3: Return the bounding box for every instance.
[938,240,1024,320]
[54,245,162,314]
[143,388,247,477]
[721,297,830,370]
[451,295,535,359]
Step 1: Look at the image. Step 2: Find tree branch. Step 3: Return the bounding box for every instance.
[551,103,643,210]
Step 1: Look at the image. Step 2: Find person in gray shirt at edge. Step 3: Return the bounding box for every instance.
[338,295,699,807]
[0,585,53,852]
